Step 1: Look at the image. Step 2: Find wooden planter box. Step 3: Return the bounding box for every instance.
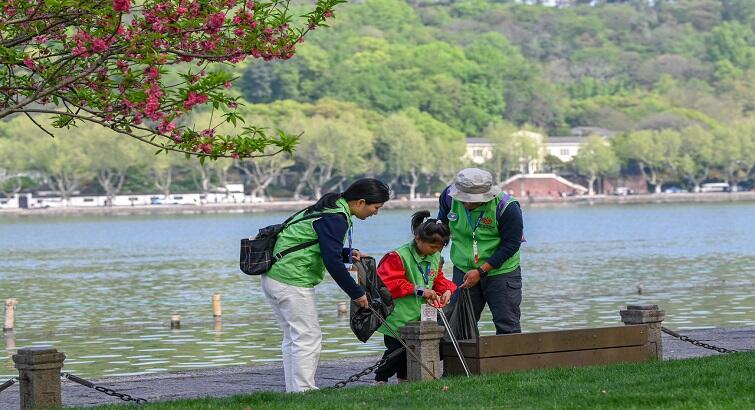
[442,324,653,375]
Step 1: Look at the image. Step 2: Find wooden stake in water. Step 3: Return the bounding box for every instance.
[3,298,17,332]
[212,293,222,318]
[337,302,348,317]
[170,314,181,329]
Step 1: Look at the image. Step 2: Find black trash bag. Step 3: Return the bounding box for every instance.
[349,256,394,342]
[441,288,479,342]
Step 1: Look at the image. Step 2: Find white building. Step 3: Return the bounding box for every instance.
[465,127,614,171]
[546,137,587,162]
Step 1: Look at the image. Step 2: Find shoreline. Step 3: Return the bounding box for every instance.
[1,192,754,217]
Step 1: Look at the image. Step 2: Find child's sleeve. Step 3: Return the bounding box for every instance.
[432,266,457,295]
[377,251,416,299]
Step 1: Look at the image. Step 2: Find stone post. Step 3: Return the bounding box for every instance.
[400,321,445,381]
[13,346,66,409]
[620,304,665,360]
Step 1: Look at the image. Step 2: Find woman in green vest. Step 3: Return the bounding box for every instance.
[373,210,457,384]
[261,178,390,392]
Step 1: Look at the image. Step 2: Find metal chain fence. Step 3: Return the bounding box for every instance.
[662,327,738,354]
[333,347,405,388]
[62,372,148,404]
[0,377,18,394]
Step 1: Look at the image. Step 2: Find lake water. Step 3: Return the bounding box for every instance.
[1,202,754,379]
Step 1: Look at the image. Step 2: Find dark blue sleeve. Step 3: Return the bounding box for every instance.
[486,201,523,269]
[437,185,452,223]
[313,215,365,300]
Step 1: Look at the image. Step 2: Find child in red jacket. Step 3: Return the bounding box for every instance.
[374,210,457,384]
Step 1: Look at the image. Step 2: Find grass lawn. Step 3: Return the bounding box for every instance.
[84,352,754,410]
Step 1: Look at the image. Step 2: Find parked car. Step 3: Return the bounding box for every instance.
[700,182,730,193]
[664,186,686,193]
[613,187,631,196]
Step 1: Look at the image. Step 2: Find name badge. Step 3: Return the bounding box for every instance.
[448,212,458,221]
[421,304,438,322]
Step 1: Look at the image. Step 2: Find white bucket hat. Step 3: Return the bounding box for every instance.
[448,168,501,203]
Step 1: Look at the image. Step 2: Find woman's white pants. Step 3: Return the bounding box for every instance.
[261,275,321,392]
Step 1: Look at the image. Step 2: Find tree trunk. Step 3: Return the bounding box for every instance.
[587,175,596,196]
[293,164,315,200]
[96,170,126,206]
[154,169,172,198]
[308,164,333,200]
[51,172,79,204]
[406,169,419,200]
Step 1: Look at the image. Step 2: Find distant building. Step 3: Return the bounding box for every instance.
[466,137,493,165]
[466,127,615,171]
[501,173,588,197]
[545,136,587,162]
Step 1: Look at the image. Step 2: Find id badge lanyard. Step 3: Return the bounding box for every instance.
[465,208,484,265]
[418,262,430,287]
[411,251,431,287]
[347,225,354,264]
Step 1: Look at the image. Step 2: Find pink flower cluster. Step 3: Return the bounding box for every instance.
[183,91,208,109]
[112,0,131,12]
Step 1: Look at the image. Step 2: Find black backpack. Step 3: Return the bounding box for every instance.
[239,209,326,275]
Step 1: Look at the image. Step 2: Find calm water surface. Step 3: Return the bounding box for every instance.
[1,202,753,378]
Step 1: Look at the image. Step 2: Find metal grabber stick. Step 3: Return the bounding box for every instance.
[436,306,471,377]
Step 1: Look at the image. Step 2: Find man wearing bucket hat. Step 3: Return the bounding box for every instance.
[438,168,524,334]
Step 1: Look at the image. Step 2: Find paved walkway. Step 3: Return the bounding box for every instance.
[1,326,753,409]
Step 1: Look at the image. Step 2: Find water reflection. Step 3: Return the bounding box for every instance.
[0,202,753,378]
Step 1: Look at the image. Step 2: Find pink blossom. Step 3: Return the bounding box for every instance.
[23,57,36,70]
[145,66,159,80]
[206,12,226,33]
[91,38,108,52]
[112,0,130,12]
[157,120,176,134]
[183,91,208,109]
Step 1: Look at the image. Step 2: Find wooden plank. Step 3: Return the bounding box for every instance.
[444,345,651,376]
[443,325,648,358]
[443,355,479,376]
[440,339,478,358]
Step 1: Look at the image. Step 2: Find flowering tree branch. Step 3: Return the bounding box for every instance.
[0,0,344,160]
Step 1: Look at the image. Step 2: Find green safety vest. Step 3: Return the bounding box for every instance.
[448,192,520,276]
[265,198,352,288]
[378,242,441,335]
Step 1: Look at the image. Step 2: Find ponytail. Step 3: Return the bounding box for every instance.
[307,192,341,213]
[307,178,390,213]
[411,210,451,246]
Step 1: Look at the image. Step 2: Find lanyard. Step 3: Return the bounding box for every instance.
[410,248,431,286]
[347,224,353,264]
[465,208,484,264]
[465,208,484,233]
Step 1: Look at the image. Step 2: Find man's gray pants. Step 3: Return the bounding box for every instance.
[452,266,522,334]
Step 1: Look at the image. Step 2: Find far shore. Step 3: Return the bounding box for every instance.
[1,191,754,217]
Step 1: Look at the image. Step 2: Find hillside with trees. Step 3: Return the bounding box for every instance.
[2,0,754,200]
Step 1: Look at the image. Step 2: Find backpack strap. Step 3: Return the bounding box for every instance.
[496,192,513,219]
[274,212,348,261]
